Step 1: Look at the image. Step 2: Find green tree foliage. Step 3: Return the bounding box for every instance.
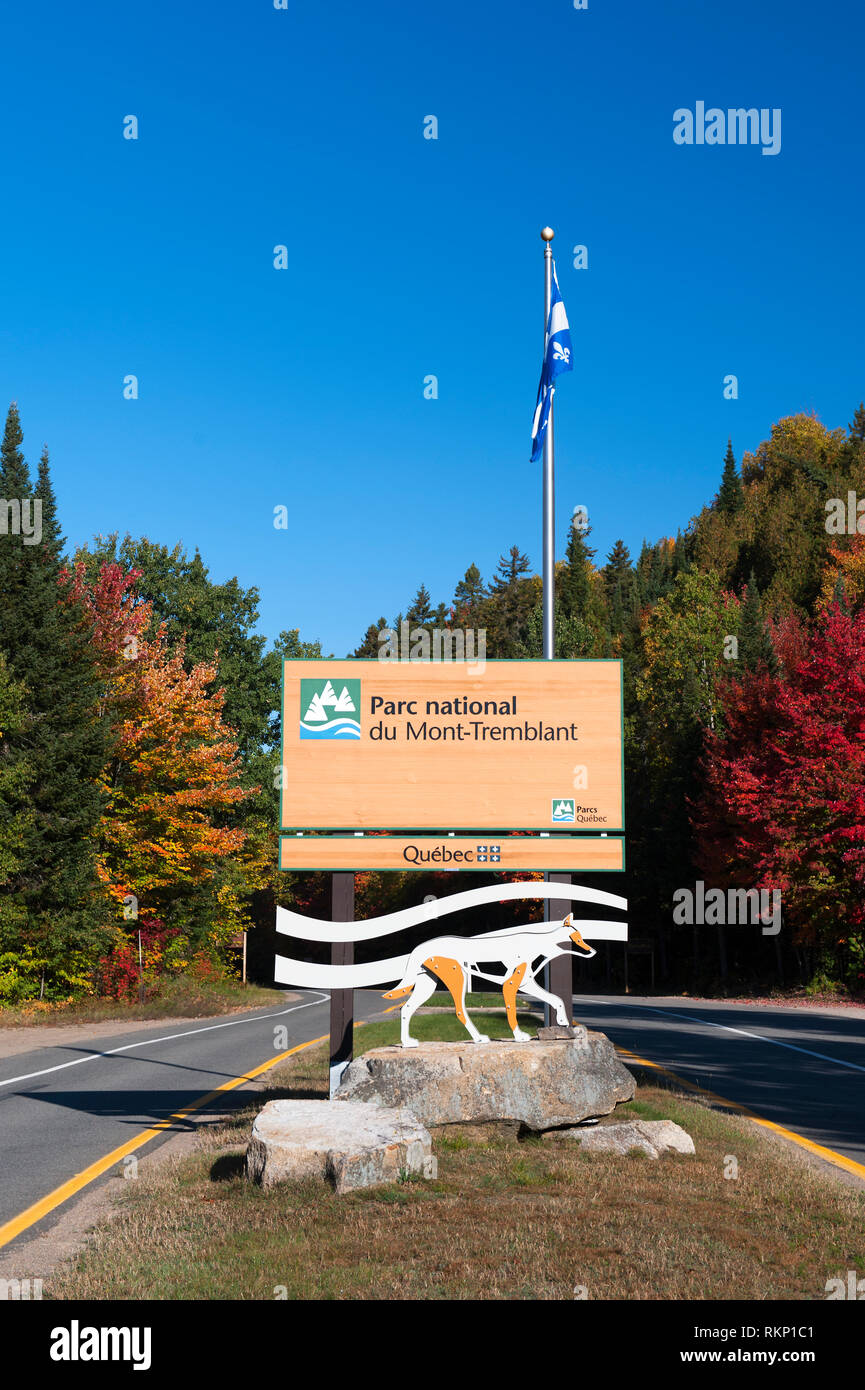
[735,572,778,676]
[353,617,389,658]
[483,546,539,656]
[0,405,109,974]
[405,583,434,626]
[0,654,33,895]
[453,563,486,617]
[717,439,743,516]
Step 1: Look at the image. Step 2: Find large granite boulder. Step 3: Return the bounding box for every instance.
[246,1099,436,1193]
[334,1032,635,1131]
[543,1117,695,1158]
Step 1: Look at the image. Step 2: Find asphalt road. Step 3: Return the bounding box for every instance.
[0,989,386,1250]
[572,995,865,1167]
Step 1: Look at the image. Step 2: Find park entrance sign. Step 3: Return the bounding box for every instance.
[277,656,627,1085]
[280,659,624,832]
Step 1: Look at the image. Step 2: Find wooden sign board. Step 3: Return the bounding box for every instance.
[281,659,624,832]
[279,835,625,873]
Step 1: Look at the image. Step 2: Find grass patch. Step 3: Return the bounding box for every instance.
[0,977,284,1028]
[49,1034,865,1302]
[356,1011,539,1049]
[419,992,528,1011]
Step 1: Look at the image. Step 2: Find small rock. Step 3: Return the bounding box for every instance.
[543,1117,695,1158]
[246,1099,436,1193]
[536,1025,581,1040]
[638,1119,696,1155]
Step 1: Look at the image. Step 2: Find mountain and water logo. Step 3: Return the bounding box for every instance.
[551,798,576,823]
[299,678,361,740]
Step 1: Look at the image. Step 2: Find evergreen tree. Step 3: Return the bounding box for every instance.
[36,445,63,564]
[453,563,485,612]
[405,583,434,626]
[849,403,865,444]
[736,572,778,675]
[352,617,388,658]
[0,406,109,975]
[0,653,34,899]
[485,546,536,656]
[490,546,531,593]
[717,440,743,516]
[559,524,596,619]
[604,539,631,588]
[602,540,635,635]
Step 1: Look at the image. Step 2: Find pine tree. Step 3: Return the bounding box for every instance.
[405,583,434,626]
[559,524,596,619]
[490,547,531,593]
[849,403,865,444]
[453,563,485,612]
[602,540,635,635]
[0,406,109,976]
[0,653,34,900]
[352,618,388,658]
[736,572,778,675]
[717,440,743,516]
[486,546,536,656]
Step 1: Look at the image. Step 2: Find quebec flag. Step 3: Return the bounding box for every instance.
[530,262,573,462]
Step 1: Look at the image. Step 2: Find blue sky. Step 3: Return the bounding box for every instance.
[2,0,863,654]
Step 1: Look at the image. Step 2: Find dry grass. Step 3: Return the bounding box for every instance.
[0,978,284,1029]
[49,1016,865,1302]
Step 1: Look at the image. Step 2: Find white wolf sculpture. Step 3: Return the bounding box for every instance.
[383,913,596,1047]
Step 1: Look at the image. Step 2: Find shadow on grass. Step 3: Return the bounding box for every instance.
[210,1152,246,1182]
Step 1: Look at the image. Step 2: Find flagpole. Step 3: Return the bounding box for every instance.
[539,226,570,1029]
[541,226,555,660]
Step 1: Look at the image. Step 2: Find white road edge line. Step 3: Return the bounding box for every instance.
[0,991,331,1090]
[583,997,865,1074]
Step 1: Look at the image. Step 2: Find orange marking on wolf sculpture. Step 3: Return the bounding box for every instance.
[502,961,527,1031]
[424,956,467,1023]
[382,984,413,1000]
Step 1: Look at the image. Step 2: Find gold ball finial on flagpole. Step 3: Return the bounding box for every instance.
[540,226,555,242]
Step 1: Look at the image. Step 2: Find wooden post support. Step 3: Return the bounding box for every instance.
[545,871,573,1025]
[329,872,355,1097]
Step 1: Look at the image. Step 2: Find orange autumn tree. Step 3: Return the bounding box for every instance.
[66,562,254,943]
[818,533,865,612]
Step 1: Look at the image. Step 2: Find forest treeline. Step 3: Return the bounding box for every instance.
[1,401,864,1003]
[353,407,865,995]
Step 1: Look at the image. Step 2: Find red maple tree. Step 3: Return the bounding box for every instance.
[693,603,865,983]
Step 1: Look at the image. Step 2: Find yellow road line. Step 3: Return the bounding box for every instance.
[617,1043,865,1183]
[0,1033,328,1252]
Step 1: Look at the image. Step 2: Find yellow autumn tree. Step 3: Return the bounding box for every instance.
[818,534,865,612]
[67,563,254,934]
